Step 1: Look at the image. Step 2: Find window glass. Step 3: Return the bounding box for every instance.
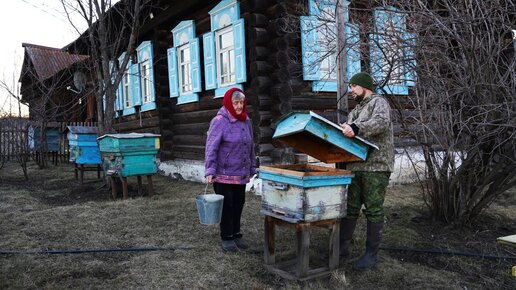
[216,27,236,86]
[122,68,132,107]
[178,44,192,94]
[383,17,404,86]
[140,60,151,103]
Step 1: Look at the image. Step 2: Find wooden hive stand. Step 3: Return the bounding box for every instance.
[74,163,103,184]
[263,214,340,281]
[109,175,154,200]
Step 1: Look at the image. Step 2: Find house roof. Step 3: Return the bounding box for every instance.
[21,43,89,81]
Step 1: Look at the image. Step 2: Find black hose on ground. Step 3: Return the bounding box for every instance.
[0,246,193,255]
[380,245,516,260]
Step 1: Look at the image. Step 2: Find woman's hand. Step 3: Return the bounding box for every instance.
[206,175,214,183]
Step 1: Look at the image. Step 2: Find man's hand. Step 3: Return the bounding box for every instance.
[340,123,356,138]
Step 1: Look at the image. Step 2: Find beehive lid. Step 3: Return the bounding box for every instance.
[97,133,161,140]
[67,126,99,134]
[273,111,378,163]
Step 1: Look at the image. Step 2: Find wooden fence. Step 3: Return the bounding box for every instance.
[0,119,98,164]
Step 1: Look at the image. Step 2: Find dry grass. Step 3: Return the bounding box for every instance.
[0,161,514,289]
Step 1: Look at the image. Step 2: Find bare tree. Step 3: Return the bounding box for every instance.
[0,79,31,179]
[60,0,150,134]
[387,0,516,223]
[284,0,515,224]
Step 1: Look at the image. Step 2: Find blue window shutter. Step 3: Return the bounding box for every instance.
[167,47,179,97]
[300,16,320,81]
[404,32,417,87]
[233,18,247,84]
[131,63,141,106]
[203,32,217,90]
[346,23,361,82]
[370,9,387,91]
[190,38,202,92]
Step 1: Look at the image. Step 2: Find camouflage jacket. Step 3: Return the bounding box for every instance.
[347,94,394,172]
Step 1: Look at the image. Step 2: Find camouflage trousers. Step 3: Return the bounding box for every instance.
[346,171,391,223]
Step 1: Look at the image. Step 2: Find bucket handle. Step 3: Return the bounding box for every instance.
[204,183,212,195]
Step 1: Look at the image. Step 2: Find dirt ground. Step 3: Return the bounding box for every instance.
[0,161,515,289]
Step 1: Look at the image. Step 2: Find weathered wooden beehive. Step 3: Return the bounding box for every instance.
[67,126,101,165]
[97,133,160,177]
[259,111,377,222]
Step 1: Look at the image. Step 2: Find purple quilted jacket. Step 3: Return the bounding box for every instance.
[205,107,257,183]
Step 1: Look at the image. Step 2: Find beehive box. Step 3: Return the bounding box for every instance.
[33,127,60,152]
[67,126,101,164]
[259,111,377,222]
[97,133,160,177]
[260,164,353,222]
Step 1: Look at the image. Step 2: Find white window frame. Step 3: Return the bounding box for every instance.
[140,59,151,104]
[122,68,132,108]
[215,25,236,87]
[177,43,192,95]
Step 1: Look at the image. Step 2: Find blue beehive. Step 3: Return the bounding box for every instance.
[33,127,60,152]
[259,111,378,222]
[97,133,160,177]
[67,126,101,165]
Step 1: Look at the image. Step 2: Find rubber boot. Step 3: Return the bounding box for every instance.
[354,221,383,269]
[339,218,357,258]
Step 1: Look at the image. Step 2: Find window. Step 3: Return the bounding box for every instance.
[178,44,192,94]
[300,0,360,92]
[216,26,236,86]
[122,67,132,108]
[136,41,156,111]
[140,59,151,103]
[369,6,416,95]
[115,53,136,116]
[168,20,201,104]
[203,0,246,98]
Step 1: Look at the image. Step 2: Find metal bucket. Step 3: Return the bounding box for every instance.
[196,184,224,225]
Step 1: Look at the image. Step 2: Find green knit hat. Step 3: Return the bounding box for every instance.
[349,72,374,91]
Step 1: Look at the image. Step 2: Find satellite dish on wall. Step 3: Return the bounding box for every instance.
[73,71,87,92]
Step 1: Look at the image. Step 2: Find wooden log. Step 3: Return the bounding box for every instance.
[250,61,272,76]
[266,3,287,18]
[171,151,204,161]
[250,76,272,94]
[279,102,292,115]
[269,51,290,68]
[173,123,210,135]
[172,134,206,146]
[270,35,289,51]
[271,83,293,99]
[113,115,160,132]
[250,13,268,27]
[258,110,273,126]
[271,67,291,83]
[171,109,219,124]
[259,126,274,140]
[267,18,288,36]
[259,143,275,155]
[250,27,270,45]
[249,46,270,61]
[291,97,335,111]
[248,0,269,12]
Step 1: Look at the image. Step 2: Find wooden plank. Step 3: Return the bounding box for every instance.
[260,164,352,177]
[296,224,310,278]
[264,216,276,265]
[497,234,516,247]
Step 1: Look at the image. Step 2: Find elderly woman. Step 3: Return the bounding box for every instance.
[205,88,257,252]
